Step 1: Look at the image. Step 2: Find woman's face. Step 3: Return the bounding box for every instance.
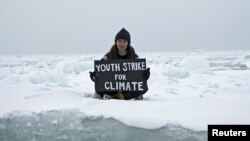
[116,39,128,49]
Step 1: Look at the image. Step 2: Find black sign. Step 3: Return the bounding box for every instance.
[208,125,250,141]
[94,59,148,92]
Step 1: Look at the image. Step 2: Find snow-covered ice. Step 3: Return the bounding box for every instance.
[0,50,250,140]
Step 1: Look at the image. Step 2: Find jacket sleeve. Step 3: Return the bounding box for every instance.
[101,52,110,60]
[135,54,139,59]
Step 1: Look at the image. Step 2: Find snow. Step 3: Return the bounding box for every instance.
[179,55,213,74]
[0,51,250,132]
[55,59,91,75]
[237,53,250,68]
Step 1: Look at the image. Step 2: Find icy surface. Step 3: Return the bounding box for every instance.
[179,55,213,74]
[0,110,206,141]
[0,50,250,140]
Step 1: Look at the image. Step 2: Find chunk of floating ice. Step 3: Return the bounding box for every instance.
[163,66,190,79]
[180,56,214,74]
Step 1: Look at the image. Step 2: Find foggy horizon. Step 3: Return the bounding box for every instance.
[0,0,249,55]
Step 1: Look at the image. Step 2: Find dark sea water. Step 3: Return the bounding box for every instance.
[0,110,207,141]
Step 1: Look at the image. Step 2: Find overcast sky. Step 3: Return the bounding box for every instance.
[0,0,249,54]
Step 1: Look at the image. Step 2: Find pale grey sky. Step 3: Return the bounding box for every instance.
[0,0,249,54]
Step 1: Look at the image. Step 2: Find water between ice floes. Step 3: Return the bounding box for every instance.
[0,110,207,141]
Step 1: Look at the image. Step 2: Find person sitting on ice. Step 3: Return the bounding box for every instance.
[90,28,150,100]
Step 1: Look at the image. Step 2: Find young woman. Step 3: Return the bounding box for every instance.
[90,28,150,100]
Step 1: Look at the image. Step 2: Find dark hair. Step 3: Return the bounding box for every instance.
[109,44,136,60]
